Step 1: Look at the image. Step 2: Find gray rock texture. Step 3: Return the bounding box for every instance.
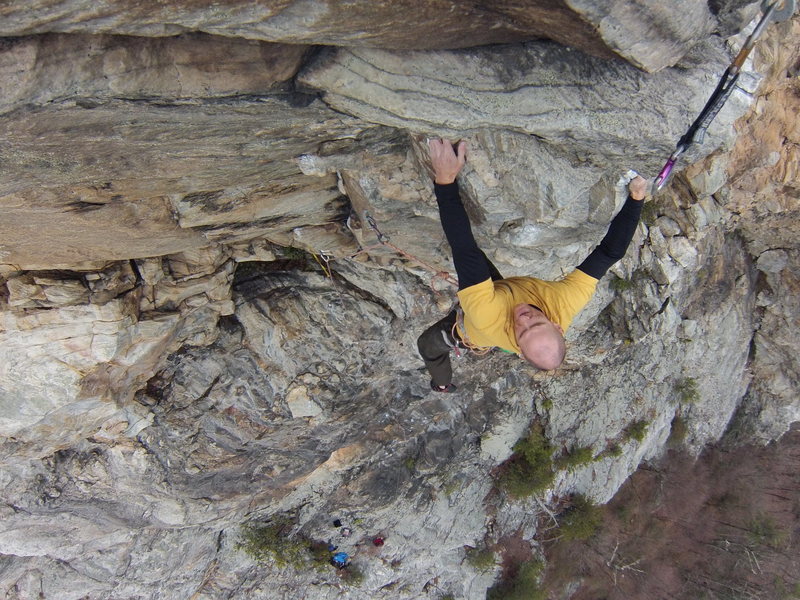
[0,6,798,600]
[0,0,757,72]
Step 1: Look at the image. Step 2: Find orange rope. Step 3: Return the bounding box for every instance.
[361,212,459,287]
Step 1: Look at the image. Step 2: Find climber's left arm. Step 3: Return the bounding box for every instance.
[577,176,646,280]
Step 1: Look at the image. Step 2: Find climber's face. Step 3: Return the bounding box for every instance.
[513,304,566,370]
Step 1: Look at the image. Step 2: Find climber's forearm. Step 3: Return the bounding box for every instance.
[577,195,643,279]
[434,182,491,290]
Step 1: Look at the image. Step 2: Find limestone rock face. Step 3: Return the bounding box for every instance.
[299,37,754,170]
[0,0,749,72]
[0,33,374,269]
[1,5,798,600]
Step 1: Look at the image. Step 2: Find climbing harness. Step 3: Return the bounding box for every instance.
[452,307,492,356]
[654,0,797,191]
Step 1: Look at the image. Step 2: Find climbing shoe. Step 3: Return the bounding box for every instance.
[430,381,457,393]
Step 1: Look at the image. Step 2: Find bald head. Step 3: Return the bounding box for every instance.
[512,304,566,371]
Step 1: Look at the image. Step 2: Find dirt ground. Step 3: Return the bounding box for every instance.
[540,425,800,600]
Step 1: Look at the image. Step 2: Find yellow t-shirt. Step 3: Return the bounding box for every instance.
[456,269,598,354]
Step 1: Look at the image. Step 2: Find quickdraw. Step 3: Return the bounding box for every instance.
[654,0,796,191]
[361,210,459,290]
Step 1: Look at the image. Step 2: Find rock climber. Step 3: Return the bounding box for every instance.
[417,138,647,392]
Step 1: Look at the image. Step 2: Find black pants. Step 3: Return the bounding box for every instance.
[417,309,459,388]
[417,252,503,387]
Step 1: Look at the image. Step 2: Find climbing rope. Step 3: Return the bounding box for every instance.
[354,211,459,293]
[311,251,332,278]
[451,313,492,356]
[654,0,797,191]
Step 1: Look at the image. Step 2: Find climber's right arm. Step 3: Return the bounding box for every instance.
[434,182,491,290]
[429,139,491,290]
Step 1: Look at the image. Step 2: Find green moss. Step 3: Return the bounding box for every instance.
[609,275,634,292]
[486,559,546,600]
[465,545,496,572]
[282,246,309,261]
[443,478,461,498]
[497,423,555,498]
[554,446,595,472]
[640,201,659,227]
[675,377,700,404]
[558,494,602,541]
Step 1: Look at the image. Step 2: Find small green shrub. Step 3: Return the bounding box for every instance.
[623,419,649,443]
[554,446,595,471]
[773,577,800,600]
[675,377,700,404]
[497,423,555,498]
[486,559,546,600]
[237,518,309,568]
[606,442,624,457]
[558,494,602,541]
[339,564,366,586]
[465,545,496,572]
[308,540,332,566]
[748,513,788,549]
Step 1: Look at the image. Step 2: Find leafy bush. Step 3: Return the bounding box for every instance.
[748,513,788,549]
[238,518,334,572]
[497,423,555,498]
[558,494,602,541]
[465,545,496,572]
[237,518,310,568]
[486,559,546,600]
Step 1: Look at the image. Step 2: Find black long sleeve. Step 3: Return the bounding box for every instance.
[577,195,643,279]
[433,182,492,290]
